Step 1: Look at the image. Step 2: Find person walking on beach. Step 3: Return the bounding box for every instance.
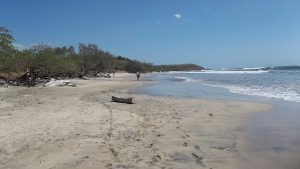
[136,72,141,81]
[26,68,33,87]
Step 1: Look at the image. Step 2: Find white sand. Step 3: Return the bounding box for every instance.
[0,73,271,169]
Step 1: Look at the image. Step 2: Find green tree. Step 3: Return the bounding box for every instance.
[14,49,36,72]
[0,26,204,81]
[0,26,16,72]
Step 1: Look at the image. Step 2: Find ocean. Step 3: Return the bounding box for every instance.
[138,66,300,103]
[137,65,300,169]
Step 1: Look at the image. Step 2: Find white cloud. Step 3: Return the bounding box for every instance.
[174,13,182,19]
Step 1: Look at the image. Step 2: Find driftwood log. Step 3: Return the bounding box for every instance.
[111,96,134,104]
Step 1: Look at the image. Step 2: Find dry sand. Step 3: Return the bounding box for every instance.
[0,73,271,169]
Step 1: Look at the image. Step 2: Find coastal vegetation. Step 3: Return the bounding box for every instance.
[0,26,203,82]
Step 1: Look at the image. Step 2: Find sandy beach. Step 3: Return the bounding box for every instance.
[0,73,271,169]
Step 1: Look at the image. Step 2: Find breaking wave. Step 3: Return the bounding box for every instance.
[168,65,300,74]
[197,70,269,74]
[172,76,197,82]
[205,84,300,103]
[162,65,300,103]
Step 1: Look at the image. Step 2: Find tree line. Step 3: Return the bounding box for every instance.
[0,26,203,80]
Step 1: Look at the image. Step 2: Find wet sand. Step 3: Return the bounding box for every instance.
[0,73,271,169]
[238,101,300,169]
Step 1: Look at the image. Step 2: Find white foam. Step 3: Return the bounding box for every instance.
[168,70,270,74]
[168,71,202,74]
[206,84,300,103]
[202,70,269,74]
[173,76,197,82]
[242,67,267,70]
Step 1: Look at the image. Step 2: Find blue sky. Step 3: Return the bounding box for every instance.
[1,0,300,68]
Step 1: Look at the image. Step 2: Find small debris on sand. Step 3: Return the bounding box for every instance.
[43,79,77,87]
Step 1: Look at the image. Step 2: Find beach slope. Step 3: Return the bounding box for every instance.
[0,73,271,169]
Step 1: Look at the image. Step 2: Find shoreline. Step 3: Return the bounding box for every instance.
[0,73,271,169]
[237,100,300,169]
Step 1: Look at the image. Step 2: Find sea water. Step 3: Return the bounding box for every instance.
[138,66,300,103]
[137,66,300,169]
